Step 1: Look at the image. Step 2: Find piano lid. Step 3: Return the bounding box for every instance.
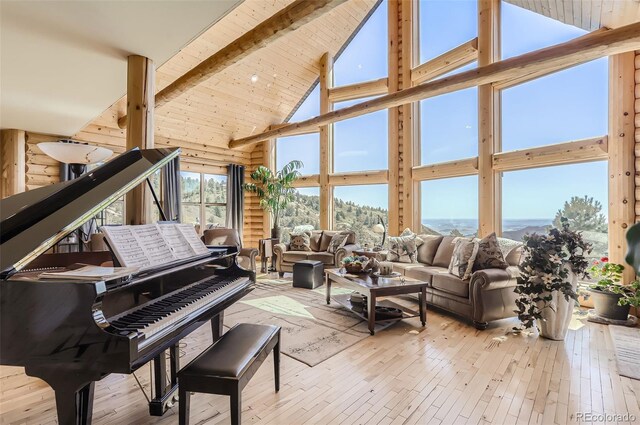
[0,147,180,275]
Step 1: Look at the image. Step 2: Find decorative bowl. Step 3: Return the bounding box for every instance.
[341,255,370,273]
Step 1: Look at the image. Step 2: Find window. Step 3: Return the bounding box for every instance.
[501,59,608,151]
[501,1,586,59]
[280,187,320,243]
[334,184,388,248]
[333,3,388,86]
[420,87,478,165]
[501,162,608,262]
[334,97,388,172]
[104,197,124,225]
[277,134,320,175]
[421,176,478,237]
[419,0,477,63]
[180,171,227,233]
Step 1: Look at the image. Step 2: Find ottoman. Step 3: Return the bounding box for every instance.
[293,260,323,289]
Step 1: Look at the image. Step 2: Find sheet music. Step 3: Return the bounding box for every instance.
[176,224,210,256]
[132,224,177,265]
[100,226,152,268]
[158,224,197,259]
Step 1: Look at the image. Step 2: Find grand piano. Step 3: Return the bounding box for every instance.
[0,147,255,425]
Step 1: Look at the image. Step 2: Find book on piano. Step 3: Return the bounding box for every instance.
[101,223,210,270]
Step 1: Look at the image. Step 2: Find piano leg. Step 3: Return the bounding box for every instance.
[211,311,224,340]
[149,346,180,416]
[54,382,95,425]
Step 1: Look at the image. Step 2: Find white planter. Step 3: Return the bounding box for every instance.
[536,263,578,341]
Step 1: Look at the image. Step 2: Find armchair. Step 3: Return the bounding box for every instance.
[201,228,258,273]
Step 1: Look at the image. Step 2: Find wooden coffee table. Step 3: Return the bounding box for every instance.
[325,269,428,335]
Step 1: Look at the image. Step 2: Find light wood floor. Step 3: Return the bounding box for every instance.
[1,275,639,425]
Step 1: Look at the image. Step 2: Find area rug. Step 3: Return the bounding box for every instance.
[223,277,390,367]
[608,326,640,380]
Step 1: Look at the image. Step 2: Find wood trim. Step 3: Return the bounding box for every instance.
[229,21,640,149]
[328,77,388,102]
[0,129,26,198]
[410,38,479,85]
[125,55,155,225]
[608,52,636,283]
[412,157,479,181]
[478,0,500,237]
[319,52,334,230]
[492,28,609,90]
[292,174,320,187]
[387,0,400,234]
[401,0,419,232]
[117,0,347,127]
[328,170,388,186]
[492,137,608,172]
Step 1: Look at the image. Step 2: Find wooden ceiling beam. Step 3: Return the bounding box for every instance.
[328,77,388,102]
[229,21,640,149]
[117,0,347,128]
[410,38,478,85]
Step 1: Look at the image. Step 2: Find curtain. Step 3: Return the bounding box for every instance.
[226,164,245,240]
[161,157,181,222]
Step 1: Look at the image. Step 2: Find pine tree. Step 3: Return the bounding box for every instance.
[553,195,607,232]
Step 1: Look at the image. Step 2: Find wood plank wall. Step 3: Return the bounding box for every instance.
[22,119,255,244]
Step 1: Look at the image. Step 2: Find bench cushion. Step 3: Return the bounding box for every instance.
[181,323,279,378]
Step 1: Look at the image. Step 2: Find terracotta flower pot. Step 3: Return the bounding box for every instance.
[536,263,577,341]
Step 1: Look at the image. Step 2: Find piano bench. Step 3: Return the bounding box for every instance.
[178,323,281,425]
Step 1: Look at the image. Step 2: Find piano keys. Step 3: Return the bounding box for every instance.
[0,148,255,425]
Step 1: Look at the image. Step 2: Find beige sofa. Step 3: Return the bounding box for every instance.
[273,230,359,276]
[390,235,522,329]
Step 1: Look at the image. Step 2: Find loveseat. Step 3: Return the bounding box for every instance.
[389,235,522,329]
[273,230,359,276]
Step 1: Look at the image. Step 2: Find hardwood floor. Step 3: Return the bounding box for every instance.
[1,275,639,425]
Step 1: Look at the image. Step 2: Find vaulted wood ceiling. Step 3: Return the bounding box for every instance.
[75,0,379,154]
[505,0,640,31]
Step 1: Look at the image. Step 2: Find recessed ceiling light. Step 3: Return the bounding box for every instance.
[251,74,259,83]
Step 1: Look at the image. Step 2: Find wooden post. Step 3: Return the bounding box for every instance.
[0,129,26,198]
[319,52,334,230]
[400,0,420,233]
[478,0,501,238]
[125,55,155,225]
[262,138,275,237]
[387,0,400,234]
[609,52,636,283]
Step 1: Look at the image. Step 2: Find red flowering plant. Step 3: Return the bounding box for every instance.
[588,257,640,307]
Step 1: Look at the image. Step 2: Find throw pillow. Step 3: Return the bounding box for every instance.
[309,231,323,252]
[387,233,419,263]
[473,232,509,271]
[416,234,443,265]
[289,232,312,252]
[327,233,349,254]
[401,228,424,247]
[448,239,479,280]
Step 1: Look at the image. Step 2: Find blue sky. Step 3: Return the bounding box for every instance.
[278,0,608,222]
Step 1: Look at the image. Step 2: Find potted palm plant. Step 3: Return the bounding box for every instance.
[244,160,302,240]
[514,217,592,340]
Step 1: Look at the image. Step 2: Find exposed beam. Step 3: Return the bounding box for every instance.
[608,52,636,283]
[229,21,640,149]
[411,38,479,85]
[387,0,400,235]
[125,55,155,225]
[328,77,388,102]
[412,158,479,181]
[118,0,347,128]
[292,174,320,187]
[328,170,388,186]
[492,136,608,171]
[493,28,609,90]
